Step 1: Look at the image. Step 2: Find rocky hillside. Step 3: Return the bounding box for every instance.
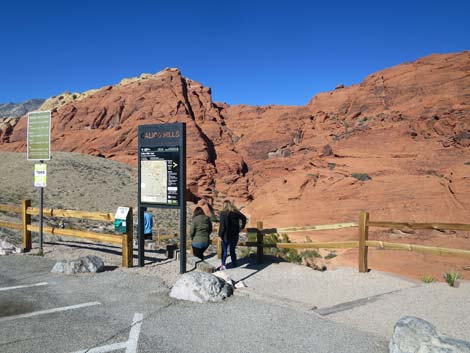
[0,52,469,228]
[0,98,44,119]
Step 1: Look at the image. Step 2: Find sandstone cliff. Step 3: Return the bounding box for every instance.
[0,52,469,228]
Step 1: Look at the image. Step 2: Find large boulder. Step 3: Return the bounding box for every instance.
[51,255,105,275]
[390,316,470,353]
[170,272,233,303]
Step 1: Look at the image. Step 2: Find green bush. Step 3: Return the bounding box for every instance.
[300,249,322,259]
[422,275,435,283]
[443,271,461,287]
[352,173,371,181]
[324,251,337,260]
[264,233,302,263]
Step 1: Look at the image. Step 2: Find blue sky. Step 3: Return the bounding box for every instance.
[0,0,468,106]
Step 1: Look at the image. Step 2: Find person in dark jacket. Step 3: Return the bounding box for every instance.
[218,200,247,270]
[190,207,212,260]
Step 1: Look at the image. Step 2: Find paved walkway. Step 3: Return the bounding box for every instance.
[1,255,388,353]
[204,254,470,341]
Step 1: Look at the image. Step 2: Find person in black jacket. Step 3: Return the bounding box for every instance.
[218,200,247,270]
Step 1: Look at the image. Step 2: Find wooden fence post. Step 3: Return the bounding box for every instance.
[122,207,133,268]
[256,221,264,264]
[358,210,369,273]
[22,199,31,252]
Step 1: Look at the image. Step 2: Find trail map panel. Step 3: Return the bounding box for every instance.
[140,146,180,206]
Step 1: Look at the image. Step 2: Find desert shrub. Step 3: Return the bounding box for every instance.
[300,249,321,260]
[422,275,435,283]
[352,173,371,181]
[327,163,336,170]
[324,251,337,260]
[307,173,319,180]
[443,270,461,287]
[263,233,302,263]
[465,161,470,166]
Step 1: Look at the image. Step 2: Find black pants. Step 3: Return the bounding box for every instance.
[192,245,208,260]
[144,232,152,240]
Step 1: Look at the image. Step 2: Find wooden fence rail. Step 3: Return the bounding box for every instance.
[3,200,470,273]
[0,200,133,268]
[253,211,470,272]
[0,204,22,214]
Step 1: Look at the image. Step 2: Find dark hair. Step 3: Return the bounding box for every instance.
[193,207,205,218]
[142,207,147,212]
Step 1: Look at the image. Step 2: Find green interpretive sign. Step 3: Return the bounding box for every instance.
[27,111,51,161]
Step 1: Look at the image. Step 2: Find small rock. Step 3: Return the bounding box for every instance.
[196,261,215,273]
[390,316,470,353]
[81,255,105,272]
[170,272,233,303]
[51,255,105,275]
[0,238,21,255]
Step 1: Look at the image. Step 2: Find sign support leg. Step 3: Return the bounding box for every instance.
[138,206,145,267]
[39,186,43,254]
[179,206,186,274]
[38,160,44,255]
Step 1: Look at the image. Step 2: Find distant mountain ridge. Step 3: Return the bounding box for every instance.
[0,99,45,118]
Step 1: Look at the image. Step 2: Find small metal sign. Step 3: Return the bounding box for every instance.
[115,207,130,220]
[27,111,51,161]
[34,163,47,188]
[114,207,130,234]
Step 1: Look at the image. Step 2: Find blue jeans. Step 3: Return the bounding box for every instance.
[221,237,238,267]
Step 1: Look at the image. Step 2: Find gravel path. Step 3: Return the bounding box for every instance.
[326,281,470,341]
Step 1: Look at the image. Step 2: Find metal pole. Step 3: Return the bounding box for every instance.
[179,123,187,274]
[180,205,186,274]
[138,206,145,267]
[39,161,44,254]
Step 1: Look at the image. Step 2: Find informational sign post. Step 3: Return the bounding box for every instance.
[27,111,51,161]
[138,123,186,272]
[27,110,51,255]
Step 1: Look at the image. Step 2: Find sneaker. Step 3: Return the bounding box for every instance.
[218,265,226,271]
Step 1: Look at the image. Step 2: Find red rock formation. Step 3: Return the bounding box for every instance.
[1,52,469,231]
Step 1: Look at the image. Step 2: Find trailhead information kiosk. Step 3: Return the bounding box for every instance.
[138,123,187,273]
